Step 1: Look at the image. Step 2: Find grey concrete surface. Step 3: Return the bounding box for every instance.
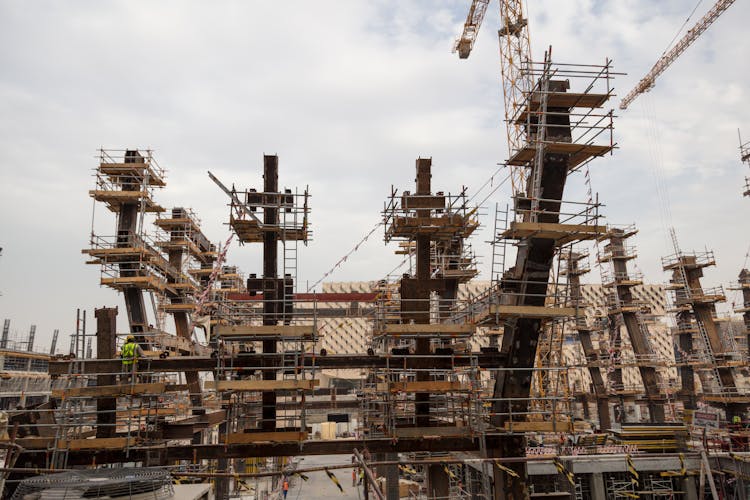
[285,454,363,500]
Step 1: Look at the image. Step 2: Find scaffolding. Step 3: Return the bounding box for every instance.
[662,249,748,412]
[154,208,215,317]
[598,225,669,424]
[367,159,484,447]
[85,151,216,358]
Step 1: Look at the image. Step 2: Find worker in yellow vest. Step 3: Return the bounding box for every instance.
[120,335,145,383]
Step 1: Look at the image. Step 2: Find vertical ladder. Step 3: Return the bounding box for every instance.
[477,381,493,500]
[528,54,552,217]
[696,319,725,394]
[573,479,585,500]
[50,359,79,470]
[50,329,59,355]
[490,203,509,283]
[281,189,298,323]
[671,254,725,395]
[150,290,167,334]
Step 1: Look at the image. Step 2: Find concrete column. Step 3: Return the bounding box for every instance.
[590,472,606,500]
[384,452,399,500]
[428,464,450,498]
[681,476,698,500]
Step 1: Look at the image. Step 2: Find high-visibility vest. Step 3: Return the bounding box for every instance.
[121,342,138,365]
[283,480,289,491]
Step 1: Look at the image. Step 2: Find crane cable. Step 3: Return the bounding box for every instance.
[306,164,512,290]
[306,221,383,292]
[661,1,705,57]
[640,93,676,251]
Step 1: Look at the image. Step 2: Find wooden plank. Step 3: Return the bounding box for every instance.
[402,195,446,210]
[0,349,50,361]
[6,437,54,449]
[153,217,198,230]
[59,437,135,450]
[488,305,576,318]
[503,222,607,242]
[189,268,214,276]
[507,143,613,167]
[393,426,467,438]
[503,421,574,432]
[386,381,470,393]
[101,276,166,291]
[83,247,153,257]
[536,92,610,109]
[117,407,178,418]
[89,189,150,200]
[89,190,164,213]
[205,380,318,391]
[52,383,166,398]
[382,324,475,335]
[98,163,166,186]
[702,395,750,403]
[214,324,316,338]
[515,92,611,124]
[225,431,307,444]
[161,303,196,312]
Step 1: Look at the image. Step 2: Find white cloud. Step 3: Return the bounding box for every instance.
[0,1,748,347]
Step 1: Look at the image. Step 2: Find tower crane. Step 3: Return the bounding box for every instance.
[619,0,736,110]
[453,0,533,195]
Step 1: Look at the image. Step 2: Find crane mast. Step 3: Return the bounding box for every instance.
[619,0,736,110]
[454,0,533,194]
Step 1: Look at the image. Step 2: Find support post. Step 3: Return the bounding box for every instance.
[216,421,229,499]
[354,449,385,500]
[590,472,605,500]
[119,151,150,345]
[262,155,279,432]
[95,307,118,439]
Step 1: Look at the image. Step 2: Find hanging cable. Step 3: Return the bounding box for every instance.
[306,163,510,291]
[640,93,677,252]
[466,165,506,205]
[476,172,512,209]
[193,232,234,316]
[661,0,704,56]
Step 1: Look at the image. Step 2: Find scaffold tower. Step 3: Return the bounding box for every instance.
[479,54,615,497]
[662,248,749,419]
[376,157,482,498]
[561,249,612,430]
[599,225,667,423]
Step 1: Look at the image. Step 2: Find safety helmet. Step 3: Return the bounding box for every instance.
[126,335,136,342]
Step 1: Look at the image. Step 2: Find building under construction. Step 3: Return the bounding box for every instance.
[2,1,750,500]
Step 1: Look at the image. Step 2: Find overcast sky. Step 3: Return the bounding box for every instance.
[1,0,748,352]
